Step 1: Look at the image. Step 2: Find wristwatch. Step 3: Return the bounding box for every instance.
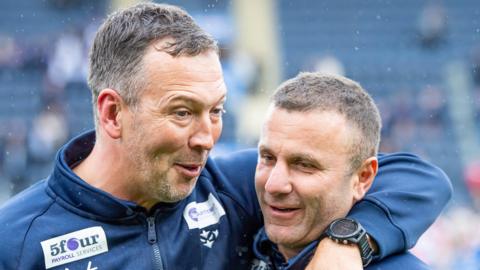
[323,218,374,267]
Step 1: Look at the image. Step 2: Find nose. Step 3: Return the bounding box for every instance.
[189,114,216,151]
[264,162,292,195]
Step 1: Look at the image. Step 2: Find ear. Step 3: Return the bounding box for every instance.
[97,89,124,139]
[352,156,378,202]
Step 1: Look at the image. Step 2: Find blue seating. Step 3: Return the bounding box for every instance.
[277,0,480,200]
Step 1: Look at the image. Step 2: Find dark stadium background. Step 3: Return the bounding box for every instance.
[0,0,479,268]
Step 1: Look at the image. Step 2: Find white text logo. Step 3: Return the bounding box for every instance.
[183,193,225,229]
[41,227,108,269]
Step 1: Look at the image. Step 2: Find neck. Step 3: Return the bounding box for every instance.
[72,136,141,205]
[278,245,302,261]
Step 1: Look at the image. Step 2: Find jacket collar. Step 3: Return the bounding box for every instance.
[46,130,181,222]
[253,227,319,270]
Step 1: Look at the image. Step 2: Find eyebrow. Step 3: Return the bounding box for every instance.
[259,145,316,161]
[258,144,323,168]
[257,145,271,154]
[288,153,318,164]
[166,94,226,107]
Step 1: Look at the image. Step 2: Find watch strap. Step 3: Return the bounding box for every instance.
[324,218,374,267]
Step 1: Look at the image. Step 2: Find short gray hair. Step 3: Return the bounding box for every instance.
[272,72,382,172]
[88,2,218,126]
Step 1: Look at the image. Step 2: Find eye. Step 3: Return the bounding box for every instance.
[259,152,276,165]
[297,161,313,168]
[210,107,226,118]
[173,109,192,120]
[294,161,317,173]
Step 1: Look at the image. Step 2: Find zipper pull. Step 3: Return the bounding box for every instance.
[147,216,157,244]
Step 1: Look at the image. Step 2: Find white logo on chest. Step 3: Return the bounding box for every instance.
[183,193,226,230]
[40,226,108,269]
[200,229,219,248]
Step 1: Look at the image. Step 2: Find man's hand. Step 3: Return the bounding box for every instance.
[305,237,363,270]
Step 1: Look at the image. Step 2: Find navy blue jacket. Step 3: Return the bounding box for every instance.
[252,228,430,270]
[0,131,451,269]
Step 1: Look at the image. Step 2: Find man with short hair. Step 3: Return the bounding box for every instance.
[253,72,433,269]
[0,3,450,269]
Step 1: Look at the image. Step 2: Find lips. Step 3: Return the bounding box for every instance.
[266,203,301,219]
[270,205,299,212]
[174,162,203,178]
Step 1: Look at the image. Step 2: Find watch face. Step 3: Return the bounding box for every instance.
[331,219,358,236]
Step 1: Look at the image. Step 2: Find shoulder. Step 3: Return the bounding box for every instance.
[0,180,54,267]
[367,252,430,270]
[202,148,258,187]
[212,148,258,171]
[199,149,261,220]
[0,180,53,229]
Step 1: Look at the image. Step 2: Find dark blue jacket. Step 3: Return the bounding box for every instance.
[252,228,430,270]
[0,131,451,269]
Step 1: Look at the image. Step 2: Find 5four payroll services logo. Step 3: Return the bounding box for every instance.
[41,226,108,269]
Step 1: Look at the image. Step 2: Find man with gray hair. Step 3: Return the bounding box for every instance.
[253,72,432,269]
[0,3,450,270]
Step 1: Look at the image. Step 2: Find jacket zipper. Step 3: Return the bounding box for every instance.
[147,216,164,270]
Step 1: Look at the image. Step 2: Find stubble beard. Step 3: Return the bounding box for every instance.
[125,119,196,204]
[125,141,195,204]
[135,155,196,203]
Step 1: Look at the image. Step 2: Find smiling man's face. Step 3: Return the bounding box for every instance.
[255,106,357,259]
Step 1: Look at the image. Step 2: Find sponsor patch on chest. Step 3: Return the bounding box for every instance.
[183,193,226,229]
[40,226,108,269]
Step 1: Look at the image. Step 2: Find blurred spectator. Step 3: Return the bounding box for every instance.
[27,102,69,164]
[19,38,50,71]
[0,0,98,196]
[311,54,345,76]
[413,206,480,270]
[0,34,20,69]
[377,98,393,134]
[416,85,448,139]
[417,0,447,48]
[464,160,480,211]
[2,119,28,194]
[472,92,480,139]
[218,46,260,147]
[470,44,480,87]
[385,90,418,151]
[46,27,87,89]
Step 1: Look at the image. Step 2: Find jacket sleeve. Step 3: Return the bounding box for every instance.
[347,152,453,260]
[210,149,263,226]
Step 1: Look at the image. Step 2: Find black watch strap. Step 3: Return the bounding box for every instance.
[358,234,373,267]
[323,218,374,267]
